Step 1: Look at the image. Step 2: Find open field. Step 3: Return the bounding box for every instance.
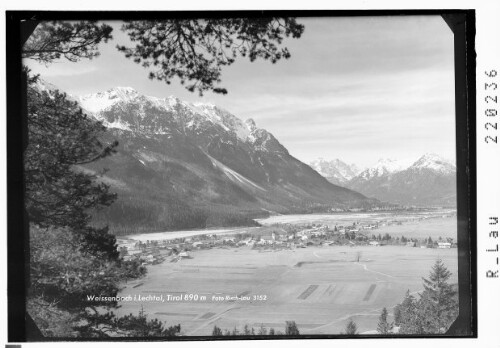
[116,244,458,336]
[375,217,457,239]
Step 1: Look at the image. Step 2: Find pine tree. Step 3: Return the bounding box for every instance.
[212,326,223,336]
[377,307,393,334]
[25,80,118,258]
[419,259,458,333]
[285,321,300,335]
[398,290,424,334]
[257,324,267,335]
[343,319,358,335]
[243,324,251,335]
[393,305,402,326]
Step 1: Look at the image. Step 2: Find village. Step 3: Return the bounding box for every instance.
[117,213,457,266]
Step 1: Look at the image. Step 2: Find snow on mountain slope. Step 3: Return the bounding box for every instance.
[409,153,455,174]
[77,87,253,142]
[357,158,413,180]
[346,154,456,206]
[309,158,361,185]
[78,87,139,113]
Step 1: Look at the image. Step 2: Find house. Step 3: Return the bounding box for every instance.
[369,241,380,246]
[260,236,274,245]
[406,241,416,247]
[438,242,451,249]
[222,238,236,245]
[192,241,205,248]
[140,254,155,263]
[179,251,190,258]
[311,231,325,237]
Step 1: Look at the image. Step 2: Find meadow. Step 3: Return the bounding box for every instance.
[116,242,458,335]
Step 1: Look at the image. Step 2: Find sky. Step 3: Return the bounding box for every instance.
[25,16,456,168]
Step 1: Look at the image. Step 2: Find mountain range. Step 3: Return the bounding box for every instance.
[312,155,456,207]
[39,85,380,234]
[309,158,361,186]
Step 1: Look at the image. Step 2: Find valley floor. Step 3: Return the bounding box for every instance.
[114,210,458,336]
[115,243,457,336]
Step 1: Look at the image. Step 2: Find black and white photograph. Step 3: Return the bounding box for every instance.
[5,9,480,342]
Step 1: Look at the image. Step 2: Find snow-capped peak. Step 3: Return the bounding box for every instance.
[358,158,412,180]
[78,87,139,113]
[410,153,455,174]
[77,87,259,142]
[309,158,361,184]
[374,158,411,173]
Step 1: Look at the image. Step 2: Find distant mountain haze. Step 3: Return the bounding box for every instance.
[29,83,381,234]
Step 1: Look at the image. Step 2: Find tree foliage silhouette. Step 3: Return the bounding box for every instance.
[343,319,358,335]
[25,78,119,257]
[23,21,113,63]
[285,321,300,335]
[395,260,458,334]
[24,18,304,95]
[377,307,393,334]
[419,259,458,333]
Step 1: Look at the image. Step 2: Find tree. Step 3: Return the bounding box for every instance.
[356,251,362,262]
[397,290,423,334]
[25,79,119,258]
[393,305,402,326]
[243,324,252,335]
[23,21,113,63]
[212,325,223,336]
[108,307,181,337]
[285,321,300,335]
[396,260,458,335]
[257,324,268,335]
[419,259,458,333]
[29,225,148,337]
[268,328,275,335]
[343,319,358,335]
[25,18,304,96]
[377,307,393,334]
